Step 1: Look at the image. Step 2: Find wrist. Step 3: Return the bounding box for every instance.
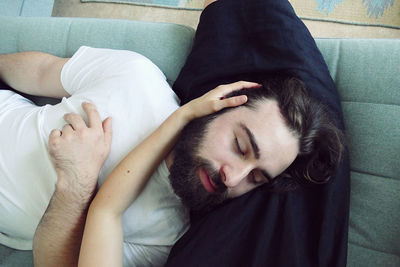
[55,175,97,204]
[178,103,196,122]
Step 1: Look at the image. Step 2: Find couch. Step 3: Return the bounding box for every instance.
[0,0,54,17]
[0,15,399,267]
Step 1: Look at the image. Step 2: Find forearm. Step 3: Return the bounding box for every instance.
[92,106,191,215]
[0,52,69,98]
[78,208,123,267]
[33,184,93,267]
[78,107,191,266]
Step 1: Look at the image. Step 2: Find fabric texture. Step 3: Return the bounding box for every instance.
[315,38,400,266]
[0,46,188,266]
[290,0,400,29]
[0,16,195,88]
[81,0,205,10]
[167,0,350,266]
[0,0,54,17]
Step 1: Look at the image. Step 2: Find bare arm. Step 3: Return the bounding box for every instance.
[33,186,92,267]
[0,51,70,98]
[79,107,191,267]
[78,82,260,267]
[33,103,113,267]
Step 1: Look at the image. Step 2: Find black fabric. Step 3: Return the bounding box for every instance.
[0,79,12,91]
[167,0,350,266]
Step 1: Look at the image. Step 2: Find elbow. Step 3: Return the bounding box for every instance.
[88,197,122,220]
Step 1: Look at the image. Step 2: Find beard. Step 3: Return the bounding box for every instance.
[169,113,229,214]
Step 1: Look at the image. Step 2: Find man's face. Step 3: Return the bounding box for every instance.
[169,99,299,213]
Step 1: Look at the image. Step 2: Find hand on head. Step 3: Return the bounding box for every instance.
[183,81,261,120]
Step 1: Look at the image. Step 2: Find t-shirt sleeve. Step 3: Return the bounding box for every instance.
[61,46,167,96]
[123,242,172,267]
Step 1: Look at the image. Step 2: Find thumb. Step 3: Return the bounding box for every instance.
[102,116,113,146]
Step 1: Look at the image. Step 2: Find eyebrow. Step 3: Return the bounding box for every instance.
[239,122,260,159]
[239,122,273,182]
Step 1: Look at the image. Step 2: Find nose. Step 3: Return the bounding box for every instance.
[220,162,253,188]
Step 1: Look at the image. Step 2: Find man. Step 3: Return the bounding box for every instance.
[0,1,347,267]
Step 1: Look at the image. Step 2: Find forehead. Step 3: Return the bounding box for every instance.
[207,99,299,176]
[211,99,284,131]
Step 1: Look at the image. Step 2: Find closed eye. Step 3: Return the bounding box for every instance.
[250,171,264,185]
[235,137,245,155]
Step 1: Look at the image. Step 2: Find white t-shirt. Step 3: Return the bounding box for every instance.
[0,46,189,266]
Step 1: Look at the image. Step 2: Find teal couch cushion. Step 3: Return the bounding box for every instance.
[0,0,54,17]
[316,39,400,266]
[0,16,195,86]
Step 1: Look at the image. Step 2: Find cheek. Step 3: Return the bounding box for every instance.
[200,133,232,163]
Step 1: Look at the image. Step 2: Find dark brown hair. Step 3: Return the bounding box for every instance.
[226,76,345,191]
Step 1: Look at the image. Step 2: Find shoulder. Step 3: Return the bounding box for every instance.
[79,46,165,78]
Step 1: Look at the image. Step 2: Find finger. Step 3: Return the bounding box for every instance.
[220,95,248,109]
[61,124,74,135]
[64,113,87,130]
[218,81,261,98]
[82,102,102,130]
[223,81,261,92]
[49,129,62,138]
[102,117,113,147]
[48,129,62,149]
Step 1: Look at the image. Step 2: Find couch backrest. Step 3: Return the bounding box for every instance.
[0,16,195,87]
[316,38,400,266]
[0,0,54,17]
[0,15,195,106]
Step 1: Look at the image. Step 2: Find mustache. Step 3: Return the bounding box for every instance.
[202,162,227,194]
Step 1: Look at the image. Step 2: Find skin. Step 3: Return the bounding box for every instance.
[165,98,300,213]
[196,99,299,198]
[165,98,300,208]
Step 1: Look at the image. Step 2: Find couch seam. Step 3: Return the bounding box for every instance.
[350,169,399,181]
[19,0,26,16]
[348,240,400,257]
[341,100,400,108]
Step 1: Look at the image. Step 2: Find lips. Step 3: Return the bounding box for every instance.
[199,167,217,194]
